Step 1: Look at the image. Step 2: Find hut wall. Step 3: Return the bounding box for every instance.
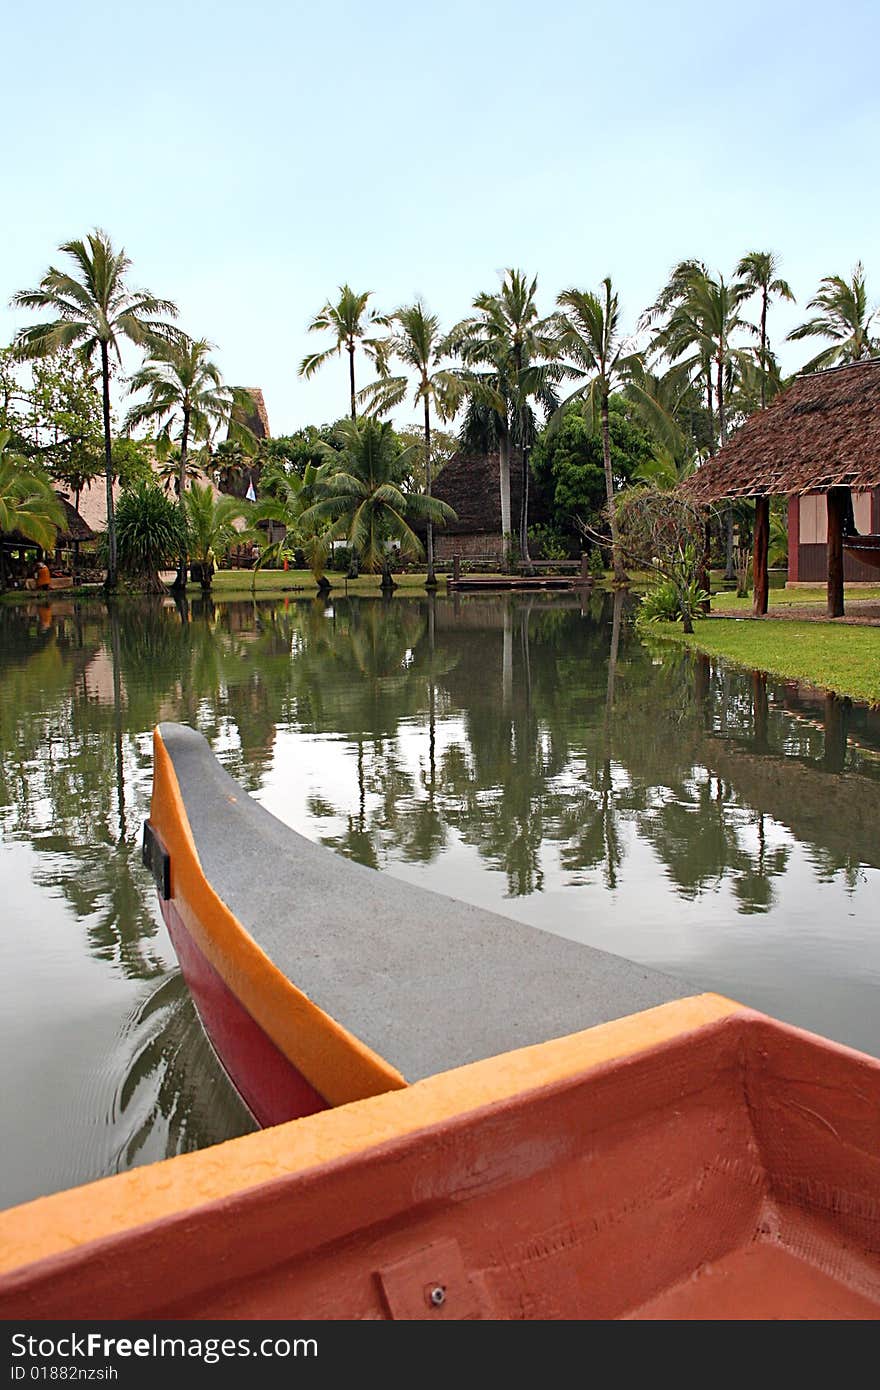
[788,488,880,584]
[434,532,508,563]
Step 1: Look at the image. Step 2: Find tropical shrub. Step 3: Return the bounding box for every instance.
[183,483,249,590]
[114,482,188,593]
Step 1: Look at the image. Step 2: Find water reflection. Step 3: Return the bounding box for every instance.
[1,591,879,1205]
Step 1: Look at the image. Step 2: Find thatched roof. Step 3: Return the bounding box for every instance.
[682,358,880,503]
[431,449,547,534]
[230,388,270,442]
[54,493,95,542]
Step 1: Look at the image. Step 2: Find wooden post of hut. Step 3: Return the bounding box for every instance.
[752,495,770,616]
[826,488,847,619]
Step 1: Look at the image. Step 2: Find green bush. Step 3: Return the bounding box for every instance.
[637,573,709,630]
[528,524,569,562]
[588,547,606,578]
[112,482,187,591]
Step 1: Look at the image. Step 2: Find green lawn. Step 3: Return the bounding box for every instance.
[709,584,880,612]
[658,619,880,705]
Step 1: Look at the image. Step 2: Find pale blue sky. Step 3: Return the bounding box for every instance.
[3,0,878,434]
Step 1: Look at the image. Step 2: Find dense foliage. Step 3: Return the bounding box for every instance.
[114,482,188,592]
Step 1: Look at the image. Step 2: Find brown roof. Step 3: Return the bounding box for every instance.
[431,449,547,534]
[229,388,270,442]
[54,493,95,542]
[682,358,880,502]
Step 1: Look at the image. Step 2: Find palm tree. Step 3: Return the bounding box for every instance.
[787,263,879,371]
[445,271,559,563]
[642,260,717,443]
[554,279,641,580]
[357,301,463,586]
[0,429,66,588]
[183,483,249,591]
[11,229,177,590]
[658,272,755,577]
[125,335,253,589]
[298,286,389,420]
[249,463,327,585]
[301,417,455,588]
[735,251,795,407]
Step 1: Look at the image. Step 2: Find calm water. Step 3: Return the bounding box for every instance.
[2,591,880,1209]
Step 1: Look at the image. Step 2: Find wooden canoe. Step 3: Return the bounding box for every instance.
[843,532,880,571]
[2,995,880,1319]
[3,723,880,1320]
[142,722,687,1124]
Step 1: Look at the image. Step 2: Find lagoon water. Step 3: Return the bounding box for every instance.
[2,590,879,1208]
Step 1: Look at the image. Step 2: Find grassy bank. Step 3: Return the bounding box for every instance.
[709,584,880,612]
[658,619,880,705]
[203,568,449,597]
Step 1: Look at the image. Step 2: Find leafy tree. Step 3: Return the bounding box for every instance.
[301,417,455,587]
[11,229,177,589]
[531,397,652,543]
[393,424,458,491]
[787,263,879,370]
[358,300,463,585]
[0,429,66,586]
[254,425,342,495]
[111,436,153,489]
[445,270,560,562]
[125,335,251,589]
[735,251,795,408]
[113,481,188,593]
[183,483,249,591]
[554,278,641,579]
[298,286,389,420]
[615,487,710,632]
[21,351,104,510]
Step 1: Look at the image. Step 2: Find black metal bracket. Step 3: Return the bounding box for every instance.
[142,820,171,900]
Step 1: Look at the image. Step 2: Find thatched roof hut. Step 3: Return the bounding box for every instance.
[229,388,271,442]
[54,494,95,544]
[429,449,548,562]
[683,359,880,502]
[680,359,880,617]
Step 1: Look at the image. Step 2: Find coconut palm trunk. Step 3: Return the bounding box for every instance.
[601,393,625,581]
[171,403,191,591]
[498,427,512,564]
[348,343,357,421]
[100,341,117,590]
[717,354,735,580]
[759,292,768,410]
[423,395,436,587]
[519,444,531,566]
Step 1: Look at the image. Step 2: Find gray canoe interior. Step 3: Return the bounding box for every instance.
[158,722,689,1083]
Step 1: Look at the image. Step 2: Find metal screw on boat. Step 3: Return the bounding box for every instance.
[429,1285,446,1307]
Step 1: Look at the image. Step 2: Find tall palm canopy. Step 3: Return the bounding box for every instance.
[555,278,641,579]
[11,229,177,589]
[735,251,795,408]
[298,286,389,420]
[125,335,254,588]
[445,270,560,561]
[650,269,755,577]
[787,263,879,371]
[358,300,463,584]
[300,417,455,581]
